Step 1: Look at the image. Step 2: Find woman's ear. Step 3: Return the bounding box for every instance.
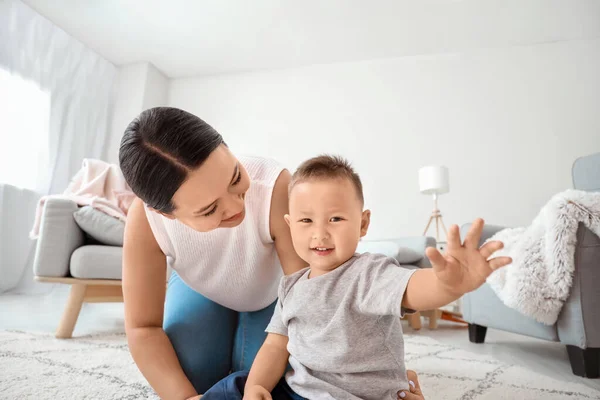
[360,209,371,237]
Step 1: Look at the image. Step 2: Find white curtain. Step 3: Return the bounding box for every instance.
[0,0,117,293]
[0,0,117,194]
[0,69,50,191]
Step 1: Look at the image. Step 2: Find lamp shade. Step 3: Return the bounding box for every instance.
[419,165,449,195]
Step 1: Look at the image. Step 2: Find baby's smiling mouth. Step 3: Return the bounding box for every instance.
[311,247,334,256]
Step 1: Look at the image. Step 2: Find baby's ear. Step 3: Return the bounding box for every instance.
[360,209,371,237]
[284,214,291,226]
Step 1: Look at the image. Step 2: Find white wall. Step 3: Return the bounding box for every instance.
[106,63,146,164]
[142,63,169,110]
[106,62,169,163]
[168,38,600,240]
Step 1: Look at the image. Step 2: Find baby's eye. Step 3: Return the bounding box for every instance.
[330,217,344,222]
[299,218,312,223]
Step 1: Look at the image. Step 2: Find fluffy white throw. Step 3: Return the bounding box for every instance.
[486,189,600,325]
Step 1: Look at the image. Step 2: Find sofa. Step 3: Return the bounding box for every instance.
[32,196,436,338]
[460,152,600,378]
[32,198,123,338]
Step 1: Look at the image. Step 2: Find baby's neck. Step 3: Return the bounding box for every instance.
[307,253,358,279]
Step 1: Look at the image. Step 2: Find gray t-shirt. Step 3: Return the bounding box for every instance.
[266,252,417,400]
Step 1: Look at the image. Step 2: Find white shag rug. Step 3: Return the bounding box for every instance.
[1,330,598,400]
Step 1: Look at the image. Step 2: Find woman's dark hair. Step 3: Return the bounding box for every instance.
[119,107,225,214]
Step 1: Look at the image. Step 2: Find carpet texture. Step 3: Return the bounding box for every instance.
[1,330,598,399]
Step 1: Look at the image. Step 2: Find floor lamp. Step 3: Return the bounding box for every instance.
[416,165,465,323]
[419,165,449,245]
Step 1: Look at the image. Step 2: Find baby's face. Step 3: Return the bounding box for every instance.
[286,178,370,276]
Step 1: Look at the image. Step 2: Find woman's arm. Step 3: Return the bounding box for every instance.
[270,169,308,275]
[123,198,197,400]
[245,333,290,394]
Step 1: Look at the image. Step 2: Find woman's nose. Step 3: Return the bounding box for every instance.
[223,192,244,212]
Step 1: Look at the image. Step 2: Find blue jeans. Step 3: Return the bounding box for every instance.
[202,371,306,400]
[164,272,277,394]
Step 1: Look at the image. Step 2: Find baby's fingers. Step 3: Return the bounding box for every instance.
[489,256,512,270]
[479,240,503,259]
[425,247,447,273]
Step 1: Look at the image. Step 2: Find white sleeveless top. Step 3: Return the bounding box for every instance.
[145,156,285,312]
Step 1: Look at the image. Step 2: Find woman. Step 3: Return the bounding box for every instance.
[119,107,424,400]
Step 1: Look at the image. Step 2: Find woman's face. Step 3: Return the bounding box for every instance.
[162,145,250,232]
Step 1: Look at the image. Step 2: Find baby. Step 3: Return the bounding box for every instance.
[203,155,510,400]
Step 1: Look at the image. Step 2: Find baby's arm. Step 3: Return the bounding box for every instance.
[402,268,459,311]
[244,333,290,397]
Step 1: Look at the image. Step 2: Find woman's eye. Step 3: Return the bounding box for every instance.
[232,171,242,186]
[203,206,217,217]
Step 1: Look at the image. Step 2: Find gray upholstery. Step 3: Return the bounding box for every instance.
[572,152,600,192]
[461,152,600,356]
[387,236,436,268]
[358,236,435,268]
[462,280,559,342]
[33,198,121,280]
[73,206,125,246]
[70,245,122,280]
[33,198,85,277]
[557,223,600,348]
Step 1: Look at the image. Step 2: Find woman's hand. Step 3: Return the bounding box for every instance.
[243,385,272,400]
[185,396,201,400]
[397,370,424,399]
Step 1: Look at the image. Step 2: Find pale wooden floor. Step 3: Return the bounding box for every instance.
[1,285,599,393]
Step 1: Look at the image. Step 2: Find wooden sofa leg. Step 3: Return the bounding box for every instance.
[468,323,487,343]
[567,346,600,378]
[407,312,422,330]
[56,284,87,339]
[428,309,442,329]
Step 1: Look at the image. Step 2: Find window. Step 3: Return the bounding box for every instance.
[0,68,50,191]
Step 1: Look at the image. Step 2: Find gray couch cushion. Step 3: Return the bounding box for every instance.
[34,198,85,278]
[69,245,122,280]
[73,206,125,246]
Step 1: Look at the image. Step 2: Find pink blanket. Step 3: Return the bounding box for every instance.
[29,158,136,239]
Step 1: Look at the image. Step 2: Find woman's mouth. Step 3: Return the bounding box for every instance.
[312,247,334,256]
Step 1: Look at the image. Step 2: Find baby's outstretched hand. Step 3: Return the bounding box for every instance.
[425,218,512,296]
